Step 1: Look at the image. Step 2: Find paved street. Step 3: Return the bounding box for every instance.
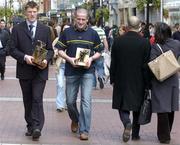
[0,56,180,145]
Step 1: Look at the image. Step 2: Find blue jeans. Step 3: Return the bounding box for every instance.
[66,73,93,134]
[93,56,105,87]
[56,63,66,109]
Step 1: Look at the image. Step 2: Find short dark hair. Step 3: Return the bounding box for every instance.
[24,1,39,11]
[175,23,179,27]
[0,19,5,22]
[89,18,96,26]
[154,22,172,44]
[48,20,55,27]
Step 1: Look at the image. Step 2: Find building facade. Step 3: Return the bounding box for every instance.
[117,0,161,26]
[12,0,180,27]
[163,0,180,25]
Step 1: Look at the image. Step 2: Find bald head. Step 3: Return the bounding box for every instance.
[128,16,140,31]
[74,8,89,19]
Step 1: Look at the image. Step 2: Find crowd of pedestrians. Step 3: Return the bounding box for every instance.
[0,1,180,144]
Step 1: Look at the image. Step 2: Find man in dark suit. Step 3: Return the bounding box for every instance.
[110,16,151,142]
[0,21,10,80]
[10,1,54,141]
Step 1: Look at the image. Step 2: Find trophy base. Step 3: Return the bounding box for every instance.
[74,61,87,66]
[32,60,46,69]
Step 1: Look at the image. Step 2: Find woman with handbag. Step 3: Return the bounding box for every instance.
[150,22,180,144]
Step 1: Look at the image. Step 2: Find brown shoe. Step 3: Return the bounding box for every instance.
[80,133,88,140]
[71,121,78,133]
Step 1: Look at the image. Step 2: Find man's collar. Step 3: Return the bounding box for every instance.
[73,24,88,32]
[26,20,37,27]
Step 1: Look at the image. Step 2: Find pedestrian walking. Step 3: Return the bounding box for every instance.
[150,22,180,144]
[9,1,54,141]
[110,16,151,142]
[54,22,70,112]
[54,8,102,140]
[172,23,180,41]
[0,19,11,34]
[0,20,10,80]
[90,18,109,89]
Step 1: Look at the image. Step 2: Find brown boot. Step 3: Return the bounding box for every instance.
[71,121,78,133]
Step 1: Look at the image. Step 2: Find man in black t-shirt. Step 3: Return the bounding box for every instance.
[55,8,102,140]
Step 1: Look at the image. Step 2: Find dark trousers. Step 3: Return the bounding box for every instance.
[157,112,174,141]
[119,110,140,137]
[0,56,6,76]
[19,78,46,131]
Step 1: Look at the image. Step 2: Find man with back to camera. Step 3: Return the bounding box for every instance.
[110,16,151,142]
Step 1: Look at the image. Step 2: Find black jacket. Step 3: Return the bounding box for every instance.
[0,29,10,56]
[110,31,151,111]
[10,21,54,80]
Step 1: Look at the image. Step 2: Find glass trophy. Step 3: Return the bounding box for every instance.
[74,47,90,66]
[32,40,48,69]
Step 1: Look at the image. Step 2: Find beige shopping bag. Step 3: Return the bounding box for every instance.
[148,44,180,82]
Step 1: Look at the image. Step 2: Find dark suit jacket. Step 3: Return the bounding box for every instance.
[110,31,151,111]
[0,29,10,57]
[10,21,54,80]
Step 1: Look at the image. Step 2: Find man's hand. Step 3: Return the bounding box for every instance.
[68,57,79,68]
[24,55,35,65]
[38,59,47,69]
[84,57,93,69]
[54,49,59,59]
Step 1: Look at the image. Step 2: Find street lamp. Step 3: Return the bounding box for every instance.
[93,0,100,18]
[146,0,150,26]
[144,0,151,38]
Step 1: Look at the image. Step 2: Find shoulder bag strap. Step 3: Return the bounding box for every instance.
[156,43,164,54]
[147,90,151,100]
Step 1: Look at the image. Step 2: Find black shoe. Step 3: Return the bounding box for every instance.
[25,129,32,136]
[122,123,132,142]
[98,77,104,89]
[132,135,140,141]
[32,129,41,141]
[1,74,4,80]
[160,140,170,144]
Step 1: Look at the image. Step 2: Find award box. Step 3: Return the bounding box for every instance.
[74,47,90,66]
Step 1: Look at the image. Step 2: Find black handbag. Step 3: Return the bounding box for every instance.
[138,90,152,125]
